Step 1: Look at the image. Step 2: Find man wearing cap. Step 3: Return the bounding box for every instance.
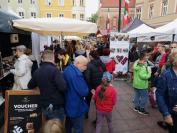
[10,45,33,90]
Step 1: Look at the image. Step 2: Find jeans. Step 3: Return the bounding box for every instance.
[96,110,113,133]
[42,105,65,122]
[65,115,84,133]
[134,89,148,109]
[167,114,177,133]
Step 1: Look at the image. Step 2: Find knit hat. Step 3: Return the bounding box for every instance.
[102,72,113,82]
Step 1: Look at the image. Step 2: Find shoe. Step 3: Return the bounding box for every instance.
[85,113,88,119]
[92,119,96,128]
[157,121,168,130]
[138,108,149,115]
[133,107,139,112]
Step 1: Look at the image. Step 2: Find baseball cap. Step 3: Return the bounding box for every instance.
[102,72,113,82]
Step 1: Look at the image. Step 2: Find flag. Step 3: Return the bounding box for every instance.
[123,0,130,26]
[106,10,110,34]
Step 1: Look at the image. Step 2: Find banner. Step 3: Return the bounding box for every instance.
[110,32,130,75]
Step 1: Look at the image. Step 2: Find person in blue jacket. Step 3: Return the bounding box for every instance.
[63,55,89,133]
[156,49,177,133]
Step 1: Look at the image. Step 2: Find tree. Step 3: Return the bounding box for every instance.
[90,13,98,23]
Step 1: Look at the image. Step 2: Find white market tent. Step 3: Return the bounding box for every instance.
[13,17,97,36]
[128,24,155,38]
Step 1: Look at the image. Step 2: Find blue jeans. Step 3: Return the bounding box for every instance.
[42,106,65,122]
[65,115,84,133]
[134,89,148,109]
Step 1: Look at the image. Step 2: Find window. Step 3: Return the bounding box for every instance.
[30,0,35,4]
[59,14,64,17]
[72,14,76,18]
[19,12,24,18]
[80,14,84,20]
[18,0,22,3]
[149,3,154,19]
[136,6,142,19]
[45,0,51,6]
[80,0,84,6]
[161,0,168,16]
[31,12,36,18]
[73,0,76,6]
[112,17,117,27]
[59,0,64,6]
[47,13,52,18]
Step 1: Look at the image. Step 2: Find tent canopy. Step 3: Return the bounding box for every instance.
[13,17,97,36]
[64,36,81,41]
[0,10,22,33]
[121,18,145,33]
[128,24,155,37]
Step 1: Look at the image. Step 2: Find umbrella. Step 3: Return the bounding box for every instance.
[13,17,97,36]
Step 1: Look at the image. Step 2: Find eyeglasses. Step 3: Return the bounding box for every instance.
[171,47,176,48]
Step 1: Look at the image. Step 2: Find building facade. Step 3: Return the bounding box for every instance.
[135,0,177,27]
[97,0,135,34]
[72,0,85,20]
[7,0,39,18]
[0,0,8,10]
[38,0,72,18]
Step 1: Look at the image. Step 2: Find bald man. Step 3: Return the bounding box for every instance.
[63,55,89,133]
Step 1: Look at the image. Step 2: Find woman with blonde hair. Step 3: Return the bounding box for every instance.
[43,119,65,133]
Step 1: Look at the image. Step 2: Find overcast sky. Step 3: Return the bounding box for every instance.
[85,0,99,18]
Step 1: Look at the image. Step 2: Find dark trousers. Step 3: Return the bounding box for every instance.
[65,115,84,133]
[167,114,177,133]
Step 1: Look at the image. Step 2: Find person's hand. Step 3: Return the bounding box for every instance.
[173,105,177,112]
[9,69,15,74]
[91,89,95,95]
[154,72,159,76]
[164,115,173,126]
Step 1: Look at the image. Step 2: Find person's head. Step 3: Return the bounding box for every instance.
[102,48,110,56]
[98,72,113,100]
[156,42,162,50]
[158,45,166,53]
[169,48,177,67]
[43,119,65,133]
[57,49,66,60]
[170,42,177,53]
[89,50,99,60]
[41,50,55,63]
[16,45,27,57]
[139,52,147,64]
[74,55,88,72]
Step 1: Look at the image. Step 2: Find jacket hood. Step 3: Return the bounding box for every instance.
[100,56,112,64]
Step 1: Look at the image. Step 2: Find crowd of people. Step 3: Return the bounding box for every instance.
[8,36,177,133]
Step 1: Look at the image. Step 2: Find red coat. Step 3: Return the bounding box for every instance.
[105,60,116,74]
[94,85,117,112]
[159,53,167,69]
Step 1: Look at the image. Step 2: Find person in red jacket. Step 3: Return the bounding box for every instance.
[100,48,116,74]
[93,72,117,133]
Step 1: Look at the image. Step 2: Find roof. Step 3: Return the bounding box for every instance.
[121,18,152,33]
[101,0,135,8]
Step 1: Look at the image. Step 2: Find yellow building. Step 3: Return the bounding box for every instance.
[135,0,177,27]
[38,0,72,18]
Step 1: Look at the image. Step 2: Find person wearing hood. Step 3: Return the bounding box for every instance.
[100,48,115,74]
[85,50,106,119]
[10,45,33,90]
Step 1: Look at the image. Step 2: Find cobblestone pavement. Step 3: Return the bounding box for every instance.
[84,80,168,133]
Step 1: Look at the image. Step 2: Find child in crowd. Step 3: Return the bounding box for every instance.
[43,119,65,133]
[133,52,151,115]
[92,72,117,133]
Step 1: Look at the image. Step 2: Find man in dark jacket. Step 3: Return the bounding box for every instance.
[85,50,106,118]
[28,50,67,121]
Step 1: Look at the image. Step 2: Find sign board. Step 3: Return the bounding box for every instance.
[4,90,41,133]
[110,32,130,74]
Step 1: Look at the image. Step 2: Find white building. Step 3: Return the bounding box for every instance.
[72,0,86,20]
[7,0,39,18]
[0,0,8,10]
